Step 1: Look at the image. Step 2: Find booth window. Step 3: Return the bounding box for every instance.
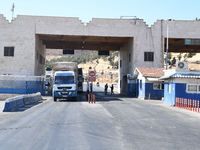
[187,84,198,93]
[144,52,154,61]
[4,47,14,56]
[153,83,164,90]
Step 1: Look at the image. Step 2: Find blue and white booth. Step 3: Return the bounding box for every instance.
[132,67,165,100]
[160,62,200,106]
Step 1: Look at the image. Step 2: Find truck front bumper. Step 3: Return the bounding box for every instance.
[53,91,77,98]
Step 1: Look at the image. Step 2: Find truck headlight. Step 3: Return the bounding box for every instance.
[72,92,76,96]
[54,92,59,96]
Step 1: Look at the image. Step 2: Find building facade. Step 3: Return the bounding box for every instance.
[1,14,200,94]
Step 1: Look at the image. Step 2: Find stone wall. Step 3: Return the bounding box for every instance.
[0,15,35,75]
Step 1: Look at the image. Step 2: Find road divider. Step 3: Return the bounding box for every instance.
[3,92,42,112]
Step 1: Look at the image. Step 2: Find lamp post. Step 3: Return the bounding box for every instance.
[166,25,169,69]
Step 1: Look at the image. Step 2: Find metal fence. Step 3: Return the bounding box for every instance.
[175,97,200,113]
[0,75,45,95]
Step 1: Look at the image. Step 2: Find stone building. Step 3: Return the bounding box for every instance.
[0,14,200,94]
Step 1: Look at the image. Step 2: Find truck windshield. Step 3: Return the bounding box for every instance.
[54,76,75,84]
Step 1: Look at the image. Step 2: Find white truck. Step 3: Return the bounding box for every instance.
[52,62,78,101]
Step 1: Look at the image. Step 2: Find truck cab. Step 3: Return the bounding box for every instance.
[52,71,77,101]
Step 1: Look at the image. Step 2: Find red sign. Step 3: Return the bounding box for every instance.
[89,76,96,82]
[89,71,96,77]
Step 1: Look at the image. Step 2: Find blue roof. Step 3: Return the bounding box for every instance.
[55,72,74,76]
[159,73,200,80]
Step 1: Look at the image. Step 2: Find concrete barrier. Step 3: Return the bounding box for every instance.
[3,93,42,112]
[36,92,42,101]
[3,96,24,112]
[23,95,31,105]
[16,96,25,108]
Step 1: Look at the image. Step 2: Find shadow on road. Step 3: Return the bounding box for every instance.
[85,91,130,102]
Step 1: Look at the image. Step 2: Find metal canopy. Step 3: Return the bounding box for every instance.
[159,73,200,80]
[39,34,130,51]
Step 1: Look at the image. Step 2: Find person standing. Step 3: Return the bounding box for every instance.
[110,84,114,95]
[104,83,108,95]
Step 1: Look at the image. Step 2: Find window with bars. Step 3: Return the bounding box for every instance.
[144,52,154,61]
[153,83,164,90]
[187,84,199,93]
[4,47,14,56]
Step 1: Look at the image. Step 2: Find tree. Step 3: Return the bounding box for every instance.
[171,57,176,66]
[178,53,182,61]
[45,50,119,70]
[188,53,196,58]
[46,66,52,71]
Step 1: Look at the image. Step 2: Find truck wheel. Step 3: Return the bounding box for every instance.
[54,97,57,102]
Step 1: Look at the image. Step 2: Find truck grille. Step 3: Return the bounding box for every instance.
[58,87,72,90]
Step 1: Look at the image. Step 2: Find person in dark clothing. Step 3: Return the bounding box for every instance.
[104,83,108,95]
[110,84,114,95]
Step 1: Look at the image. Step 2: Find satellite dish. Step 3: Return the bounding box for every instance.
[178,62,184,68]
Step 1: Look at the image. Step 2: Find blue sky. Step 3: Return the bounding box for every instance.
[0,0,200,25]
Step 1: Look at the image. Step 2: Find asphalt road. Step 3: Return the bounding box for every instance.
[0,84,200,150]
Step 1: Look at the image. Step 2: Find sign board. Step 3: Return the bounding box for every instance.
[63,49,74,54]
[89,76,96,82]
[89,71,96,77]
[98,50,109,56]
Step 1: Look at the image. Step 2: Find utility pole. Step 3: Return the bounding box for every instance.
[166,25,169,69]
[11,3,15,21]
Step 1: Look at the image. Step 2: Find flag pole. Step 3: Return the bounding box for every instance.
[11,3,15,21]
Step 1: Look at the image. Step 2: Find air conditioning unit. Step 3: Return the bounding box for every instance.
[127,74,135,80]
[176,61,188,70]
